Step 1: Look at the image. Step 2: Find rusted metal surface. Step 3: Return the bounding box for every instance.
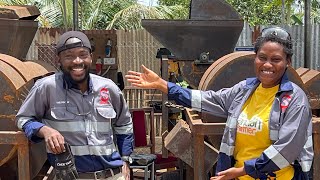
[296,67,309,77]
[0,58,24,172]
[296,67,320,109]
[0,6,39,59]
[0,5,40,19]
[179,61,216,89]
[0,54,46,82]
[25,61,57,74]
[0,60,26,90]
[0,53,49,179]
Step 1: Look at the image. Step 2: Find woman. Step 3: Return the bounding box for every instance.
[126,27,313,180]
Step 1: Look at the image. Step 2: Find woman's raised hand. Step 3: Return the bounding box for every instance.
[126,65,168,93]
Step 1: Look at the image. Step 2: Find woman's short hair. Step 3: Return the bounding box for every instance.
[254,31,293,60]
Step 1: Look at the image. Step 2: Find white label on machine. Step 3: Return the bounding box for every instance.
[103,58,116,65]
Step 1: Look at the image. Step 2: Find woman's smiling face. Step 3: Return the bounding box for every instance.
[254,41,291,88]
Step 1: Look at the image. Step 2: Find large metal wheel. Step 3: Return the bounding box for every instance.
[0,54,52,178]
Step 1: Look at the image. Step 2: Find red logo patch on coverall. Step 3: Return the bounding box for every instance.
[280,94,292,112]
[99,87,110,104]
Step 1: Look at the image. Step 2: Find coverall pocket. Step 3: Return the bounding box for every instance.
[51,107,77,120]
[96,107,116,119]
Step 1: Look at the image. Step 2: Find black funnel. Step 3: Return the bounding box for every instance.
[142,0,243,60]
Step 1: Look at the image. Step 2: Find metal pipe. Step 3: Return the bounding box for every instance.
[62,0,68,31]
[281,0,285,24]
[304,0,311,68]
[161,56,169,134]
[73,0,79,30]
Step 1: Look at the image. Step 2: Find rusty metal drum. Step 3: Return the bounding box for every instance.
[0,54,51,178]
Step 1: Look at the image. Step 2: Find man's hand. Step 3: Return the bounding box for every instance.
[37,126,65,154]
[210,167,246,180]
[122,161,130,180]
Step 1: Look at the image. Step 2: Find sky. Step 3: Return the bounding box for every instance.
[137,0,158,6]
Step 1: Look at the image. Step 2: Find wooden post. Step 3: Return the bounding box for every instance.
[18,143,30,180]
[193,134,205,180]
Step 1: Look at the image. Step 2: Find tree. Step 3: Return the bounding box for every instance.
[106,4,188,29]
[0,0,189,29]
[226,0,320,26]
[225,0,282,26]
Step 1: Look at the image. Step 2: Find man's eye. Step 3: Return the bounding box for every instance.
[80,54,89,58]
[64,55,74,60]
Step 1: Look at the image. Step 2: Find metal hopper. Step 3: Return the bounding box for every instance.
[142,0,243,61]
[142,0,244,88]
[0,5,40,59]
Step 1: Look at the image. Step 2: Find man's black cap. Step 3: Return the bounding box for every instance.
[56,31,92,54]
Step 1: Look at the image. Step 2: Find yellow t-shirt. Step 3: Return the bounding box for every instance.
[234,84,294,180]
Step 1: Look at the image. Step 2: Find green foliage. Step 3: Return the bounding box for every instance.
[107,4,188,29]
[291,14,303,25]
[225,0,282,26]
[176,80,189,88]
[311,0,320,23]
[158,0,190,7]
[225,0,320,26]
[0,0,188,29]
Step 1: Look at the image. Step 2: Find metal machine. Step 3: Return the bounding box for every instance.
[0,5,53,179]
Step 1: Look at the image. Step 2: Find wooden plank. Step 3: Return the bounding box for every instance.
[296,67,309,77]
[18,143,30,180]
[164,120,217,173]
[0,131,28,144]
[193,134,205,180]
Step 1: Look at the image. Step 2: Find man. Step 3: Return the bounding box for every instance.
[16,31,133,179]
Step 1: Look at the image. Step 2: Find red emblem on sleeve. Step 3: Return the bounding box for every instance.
[99,87,109,104]
[280,94,292,112]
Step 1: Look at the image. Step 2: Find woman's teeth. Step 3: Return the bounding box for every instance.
[262,70,273,74]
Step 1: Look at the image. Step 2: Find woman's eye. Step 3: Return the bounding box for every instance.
[271,58,282,63]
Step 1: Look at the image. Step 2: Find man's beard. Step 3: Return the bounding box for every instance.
[60,64,90,85]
